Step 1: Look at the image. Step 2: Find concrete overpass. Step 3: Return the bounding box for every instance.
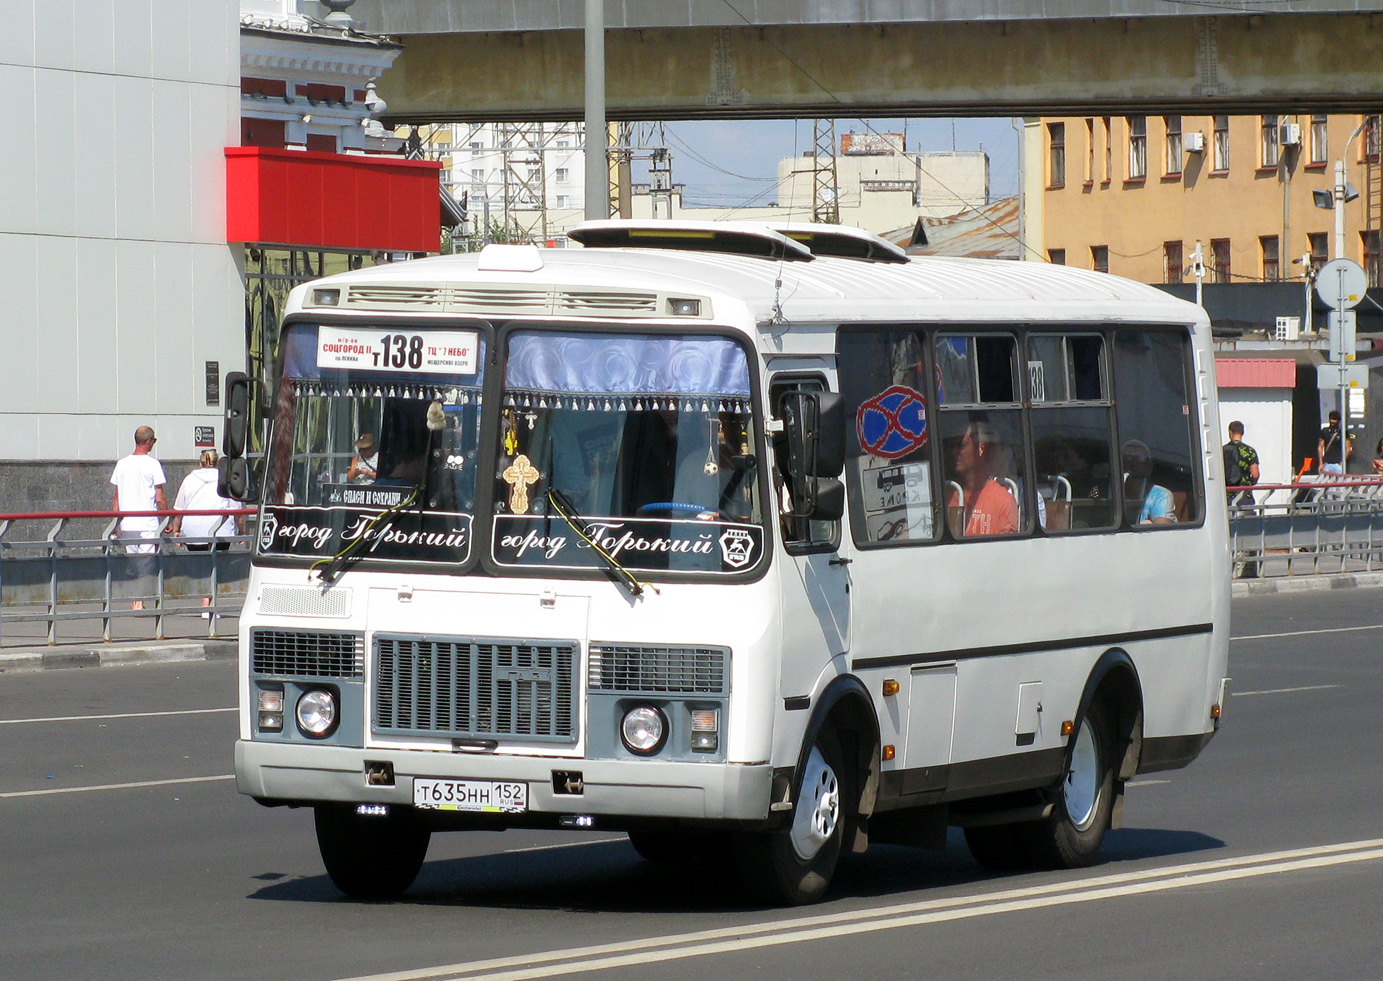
[345,0,1383,123]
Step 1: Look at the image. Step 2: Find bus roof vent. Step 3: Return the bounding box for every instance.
[448,285,551,315]
[769,223,910,263]
[343,285,448,309]
[555,288,659,314]
[476,243,545,272]
[570,220,814,261]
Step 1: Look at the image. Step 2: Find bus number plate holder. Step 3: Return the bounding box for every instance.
[413,778,528,813]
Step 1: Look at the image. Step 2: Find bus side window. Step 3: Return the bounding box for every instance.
[1027,333,1118,531]
[770,375,839,550]
[1111,329,1202,527]
[837,330,939,546]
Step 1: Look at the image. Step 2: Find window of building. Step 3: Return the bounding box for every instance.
[1049,249,1066,265]
[1366,115,1381,163]
[470,141,484,154]
[1112,330,1202,527]
[471,169,485,186]
[1309,232,1329,272]
[1127,116,1147,179]
[1103,117,1112,182]
[1164,116,1182,175]
[1048,122,1066,187]
[1260,115,1280,168]
[1092,246,1109,274]
[305,133,336,153]
[555,167,570,183]
[1210,239,1232,283]
[1310,114,1328,165]
[1164,242,1183,284]
[557,140,570,149]
[1261,236,1280,281]
[439,168,452,186]
[555,195,569,209]
[1213,115,1230,171]
[1365,231,1381,287]
[1085,118,1095,183]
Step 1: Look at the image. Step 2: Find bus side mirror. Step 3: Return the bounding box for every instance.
[223,372,251,460]
[782,391,846,520]
[217,456,257,502]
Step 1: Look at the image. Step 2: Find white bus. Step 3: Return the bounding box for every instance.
[225,221,1231,905]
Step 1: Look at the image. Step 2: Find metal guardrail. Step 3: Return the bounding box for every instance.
[1228,477,1383,578]
[0,509,256,646]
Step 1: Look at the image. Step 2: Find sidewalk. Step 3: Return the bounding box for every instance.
[0,611,239,674]
[1231,570,1383,597]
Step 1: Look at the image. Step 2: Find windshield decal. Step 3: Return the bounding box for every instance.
[316,326,479,375]
[492,515,762,574]
[260,506,472,563]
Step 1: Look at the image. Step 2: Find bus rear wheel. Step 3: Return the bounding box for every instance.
[1018,702,1116,869]
[733,726,844,906]
[314,803,431,899]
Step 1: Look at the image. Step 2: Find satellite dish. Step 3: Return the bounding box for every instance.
[1315,258,1368,311]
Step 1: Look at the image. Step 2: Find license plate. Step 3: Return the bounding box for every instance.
[413,778,527,813]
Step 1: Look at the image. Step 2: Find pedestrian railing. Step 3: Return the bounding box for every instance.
[0,509,256,646]
[1228,477,1383,578]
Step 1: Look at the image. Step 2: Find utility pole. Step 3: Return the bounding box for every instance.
[1191,241,1205,307]
[812,119,840,224]
[583,0,607,221]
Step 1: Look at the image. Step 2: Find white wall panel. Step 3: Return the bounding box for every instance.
[75,238,119,418]
[0,235,39,415]
[115,240,158,416]
[34,236,80,417]
[0,418,42,461]
[32,0,74,73]
[188,0,241,87]
[150,0,191,82]
[111,0,153,80]
[153,242,196,412]
[188,85,239,243]
[70,0,116,76]
[76,413,121,462]
[192,244,246,378]
[34,69,78,239]
[112,76,155,242]
[0,0,35,67]
[72,72,119,240]
[151,81,194,243]
[0,67,38,236]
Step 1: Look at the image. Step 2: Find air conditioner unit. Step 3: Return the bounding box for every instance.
[1184,132,1205,153]
[1275,316,1301,341]
[1281,123,1302,146]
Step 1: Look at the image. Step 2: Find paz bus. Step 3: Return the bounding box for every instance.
[223,220,1230,905]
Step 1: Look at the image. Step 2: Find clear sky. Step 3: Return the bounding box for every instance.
[632,117,1021,209]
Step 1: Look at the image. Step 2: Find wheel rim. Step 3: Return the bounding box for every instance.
[790,745,840,861]
[1063,716,1101,831]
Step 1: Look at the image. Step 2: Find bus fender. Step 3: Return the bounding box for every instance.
[1073,649,1145,826]
[784,674,880,849]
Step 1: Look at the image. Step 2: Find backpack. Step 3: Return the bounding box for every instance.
[1223,442,1243,487]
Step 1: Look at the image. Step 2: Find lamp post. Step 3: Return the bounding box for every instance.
[1332,121,1367,260]
[584,0,607,221]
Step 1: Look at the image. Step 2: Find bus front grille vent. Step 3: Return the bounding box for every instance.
[373,635,578,743]
[588,645,728,695]
[448,287,550,314]
[344,285,448,308]
[250,628,365,679]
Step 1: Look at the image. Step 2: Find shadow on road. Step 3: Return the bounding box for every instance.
[246,825,1225,912]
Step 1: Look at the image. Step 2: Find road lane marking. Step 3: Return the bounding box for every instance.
[332,838,1383,981]
[1234,684,1342,696]
[0,774,235,799]
[503,839,625,855]
[0,707,237,725]
[1232,623,1383,642]
[1126,779,1171,786]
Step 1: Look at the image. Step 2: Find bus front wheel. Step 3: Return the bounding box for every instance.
[314,803,431,898]
[733,726,844,906]
[1018,702,1116,869]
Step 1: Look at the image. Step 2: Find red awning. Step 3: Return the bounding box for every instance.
[1214,358,1296,389]
[226,147,441,253]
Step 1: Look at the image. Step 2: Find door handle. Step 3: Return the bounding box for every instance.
[829,557,852,567]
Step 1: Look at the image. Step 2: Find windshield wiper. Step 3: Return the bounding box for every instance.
[546,487,658,598]
[310,485,421,585]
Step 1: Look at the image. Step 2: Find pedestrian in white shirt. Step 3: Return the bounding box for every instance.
[169,449,242,617]
[110,426,167,611]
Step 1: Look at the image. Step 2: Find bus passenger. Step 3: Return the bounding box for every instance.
[346,434,378,483]
[1122,440,1175,525]
[946,421,1019,537]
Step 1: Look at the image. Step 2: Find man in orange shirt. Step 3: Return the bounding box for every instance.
[946,421,1018,537]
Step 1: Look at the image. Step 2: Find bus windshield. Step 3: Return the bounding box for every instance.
[490,329,766,576]
[258,322,485,565]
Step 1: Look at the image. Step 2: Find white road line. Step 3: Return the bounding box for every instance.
[0,707,237,726]
[333,838,1383,981]
[1126,779,1171,786]
[1234,684,1343,697]
[503,839,625,855]
[0,774,235,799]
[1232,623,1383,642]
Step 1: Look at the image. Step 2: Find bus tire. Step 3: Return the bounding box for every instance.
[314,803,431,899]
[627,830,727,864]
[963,823,1029,872]
[1018,701,1116,869]
[733,726,844,906]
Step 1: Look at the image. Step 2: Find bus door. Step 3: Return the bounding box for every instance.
[771,374,851,697]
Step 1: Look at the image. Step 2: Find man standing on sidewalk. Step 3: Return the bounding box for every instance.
[110,426,167,611]
[1224,420,1260,506]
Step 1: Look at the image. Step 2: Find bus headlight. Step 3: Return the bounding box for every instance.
[296,688,338,738]
[620,706,666,755]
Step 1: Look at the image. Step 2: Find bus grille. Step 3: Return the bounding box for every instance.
[250,629,364,678]
[374,635,577,742]
[588,645,728,695]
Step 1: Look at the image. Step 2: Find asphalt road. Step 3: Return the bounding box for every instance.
[3,588,1382,981]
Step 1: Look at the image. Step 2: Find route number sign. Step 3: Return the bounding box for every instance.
[316,326,478,375]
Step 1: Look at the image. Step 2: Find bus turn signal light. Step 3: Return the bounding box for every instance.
[882,745,895,761]
[1210,703,1221,720]
[1061,720,1074,736]
[882,680,900,696]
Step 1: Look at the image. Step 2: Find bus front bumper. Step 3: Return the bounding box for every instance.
[235,740,774,823]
